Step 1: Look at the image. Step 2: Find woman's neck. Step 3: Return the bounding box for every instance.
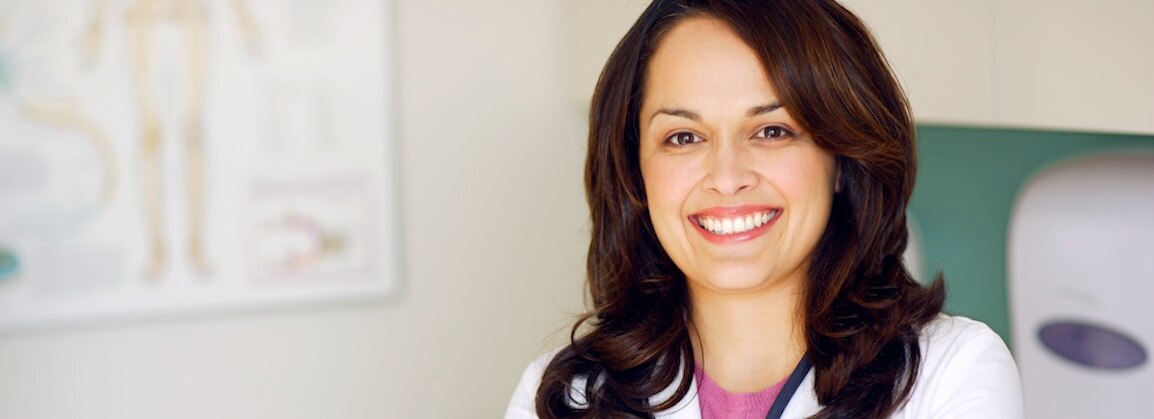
[688,280,806,393]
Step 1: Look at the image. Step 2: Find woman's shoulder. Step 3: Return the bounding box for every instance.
[919,313,1008,353]
[504,351,558,419]
[897,313,1024,418]
[916,314,1022,378]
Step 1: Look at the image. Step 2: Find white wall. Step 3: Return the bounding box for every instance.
[0,1,588,417]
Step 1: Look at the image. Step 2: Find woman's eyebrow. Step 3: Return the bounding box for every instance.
[651,108,701,123]
[747,103,783,117]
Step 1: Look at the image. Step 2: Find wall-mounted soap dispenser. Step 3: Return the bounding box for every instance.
[1009,153,1153,417]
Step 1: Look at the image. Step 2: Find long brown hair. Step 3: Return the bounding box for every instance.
[537,1,945,417]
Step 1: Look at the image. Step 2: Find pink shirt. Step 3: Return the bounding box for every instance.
[695,366,788,419]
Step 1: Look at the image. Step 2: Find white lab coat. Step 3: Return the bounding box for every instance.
[505,314,1023,418]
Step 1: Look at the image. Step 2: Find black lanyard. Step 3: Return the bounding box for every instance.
[764,357,813,419]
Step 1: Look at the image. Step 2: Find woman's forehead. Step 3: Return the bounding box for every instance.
[641,16,783,121]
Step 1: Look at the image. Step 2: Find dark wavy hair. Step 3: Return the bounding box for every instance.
[536,0,946,417]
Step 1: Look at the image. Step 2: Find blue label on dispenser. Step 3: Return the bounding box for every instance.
[1039,320,1147,370]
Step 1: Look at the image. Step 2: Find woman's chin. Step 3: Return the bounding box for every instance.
[689,272,793,295]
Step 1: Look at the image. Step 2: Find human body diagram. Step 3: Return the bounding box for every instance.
[0,0,398,332]
[84,0,259,279]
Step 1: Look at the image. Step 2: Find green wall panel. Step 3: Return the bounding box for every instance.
[909,125,1154,347]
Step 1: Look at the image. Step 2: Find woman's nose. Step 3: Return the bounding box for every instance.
[703,140,757,195]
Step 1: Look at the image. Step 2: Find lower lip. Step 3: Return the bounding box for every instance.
[690,213,778,244]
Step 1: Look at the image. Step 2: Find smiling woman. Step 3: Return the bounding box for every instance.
[506,1,1022,418]
[640,16,837,300]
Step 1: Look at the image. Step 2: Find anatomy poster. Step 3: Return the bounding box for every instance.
[0,0,399,331]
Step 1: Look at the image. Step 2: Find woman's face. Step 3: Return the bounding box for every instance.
[639,16,837,294]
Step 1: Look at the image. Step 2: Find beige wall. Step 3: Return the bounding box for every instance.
[0,1,588,417]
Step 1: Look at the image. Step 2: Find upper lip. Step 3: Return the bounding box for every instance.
[689,205,779,219]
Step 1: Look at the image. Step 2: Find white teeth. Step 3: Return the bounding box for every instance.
[696,210,779,236]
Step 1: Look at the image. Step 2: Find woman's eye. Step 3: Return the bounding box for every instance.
[666,132,700,146]
[756,126,793,140]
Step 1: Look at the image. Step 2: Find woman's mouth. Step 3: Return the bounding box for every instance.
[689,207,781,242]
